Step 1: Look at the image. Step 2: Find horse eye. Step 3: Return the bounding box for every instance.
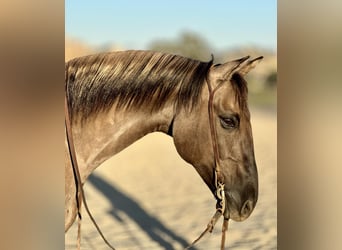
[220,116,238,129]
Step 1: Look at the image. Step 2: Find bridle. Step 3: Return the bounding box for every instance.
[207,71,228,217]
[184,64,231,250]
[65,62,234,250]
[186,59,254,249]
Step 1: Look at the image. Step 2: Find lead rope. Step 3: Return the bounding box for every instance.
[184,71,230,250]
[184,175,229,250]
[65,91,116,250]
[184,182,229,250]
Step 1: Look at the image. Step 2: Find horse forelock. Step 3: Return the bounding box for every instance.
[65,50,213,123]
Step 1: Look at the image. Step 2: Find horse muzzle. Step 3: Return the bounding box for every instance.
[225,189,257,222]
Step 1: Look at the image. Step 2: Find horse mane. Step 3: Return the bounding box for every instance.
[65,50,213,123]
[230,72,250,118]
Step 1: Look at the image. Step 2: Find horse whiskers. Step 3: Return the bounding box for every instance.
[184,210,223,249]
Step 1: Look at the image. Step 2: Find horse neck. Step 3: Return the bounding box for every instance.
[70,104,175,182]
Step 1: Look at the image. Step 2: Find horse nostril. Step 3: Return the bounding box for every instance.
[241,199,254,218]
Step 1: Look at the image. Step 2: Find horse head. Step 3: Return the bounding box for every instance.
[172,56,263,222]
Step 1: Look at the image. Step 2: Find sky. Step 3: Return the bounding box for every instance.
[66,0,276,51]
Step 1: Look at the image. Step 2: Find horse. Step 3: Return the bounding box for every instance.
[65,50,262,248]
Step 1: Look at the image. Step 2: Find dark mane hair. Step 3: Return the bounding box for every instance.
[65,50,213,123]
[230,72,250,117]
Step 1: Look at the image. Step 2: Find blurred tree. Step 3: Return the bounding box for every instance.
[265,71,277,89]
[148,31,212,61]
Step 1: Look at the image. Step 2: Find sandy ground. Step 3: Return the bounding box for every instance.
[65,108,277,250]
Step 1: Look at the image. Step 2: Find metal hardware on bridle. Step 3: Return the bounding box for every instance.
[185,59,230,250]
[65,82,116,250]
[215,181,226,215]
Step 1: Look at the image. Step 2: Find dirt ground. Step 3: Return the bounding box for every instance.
[65,108,277,250]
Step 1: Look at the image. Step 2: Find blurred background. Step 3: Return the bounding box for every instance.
[66,0,277,112]
[65,1,277,249]
[1,1,341,250]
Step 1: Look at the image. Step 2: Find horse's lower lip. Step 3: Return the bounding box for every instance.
[228,207,251,222]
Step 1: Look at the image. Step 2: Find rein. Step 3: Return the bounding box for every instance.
[65,87,116,250]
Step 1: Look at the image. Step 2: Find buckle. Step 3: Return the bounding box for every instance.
[215,182,226,214]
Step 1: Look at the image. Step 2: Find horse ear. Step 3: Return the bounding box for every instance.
[211,56,250,79]
[211,56,263,79]
[238,56,264,76]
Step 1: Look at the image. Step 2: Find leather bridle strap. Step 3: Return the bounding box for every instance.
[206,77,226,214]
[185,71,229,250]
[65,96,83,220]
[65,95,83,249]
[65,89,116,250]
